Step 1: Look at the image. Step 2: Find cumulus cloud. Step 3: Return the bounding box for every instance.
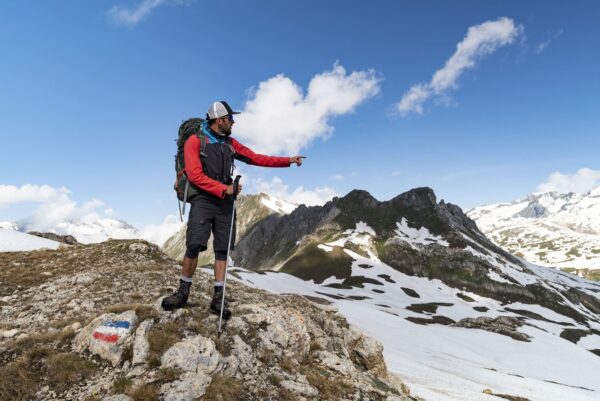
[234,63,381,155]
[3,184,111,232]
[109,0,188,26]
[140,214,184,246]
[254,177,337,207]
[397,17,523,116]
[0,184,71,206]
[536,168,600,194]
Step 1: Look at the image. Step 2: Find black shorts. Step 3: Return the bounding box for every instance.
[186,196,236,252]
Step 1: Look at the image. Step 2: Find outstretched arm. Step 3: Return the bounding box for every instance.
[230,138,293,167]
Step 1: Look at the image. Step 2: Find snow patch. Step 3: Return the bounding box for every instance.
[0,228,61,252]
[394,218,449,249]
[260,193,298,215]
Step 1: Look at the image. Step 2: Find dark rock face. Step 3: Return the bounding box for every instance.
[233,201,340,269]
[27,231,79,245]
[455,316,531,342]
[232,187,598,328]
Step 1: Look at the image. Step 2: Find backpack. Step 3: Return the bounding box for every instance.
[174,118,207,220]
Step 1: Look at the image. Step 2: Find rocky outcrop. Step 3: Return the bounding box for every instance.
[454,316,531,342]
[0,239,416,401]
[28,231,79,245]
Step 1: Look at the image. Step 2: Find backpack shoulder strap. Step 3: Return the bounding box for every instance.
[195,132,208,157]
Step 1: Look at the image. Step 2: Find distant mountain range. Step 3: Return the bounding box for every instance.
[224,186,600,400]
[0,217,140,245]
[3,187,600,400]
[468,187,600,281]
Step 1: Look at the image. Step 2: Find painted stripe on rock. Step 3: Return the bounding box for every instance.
[91,320,132,343]
[93,332,120,343]
[101,320,131,329]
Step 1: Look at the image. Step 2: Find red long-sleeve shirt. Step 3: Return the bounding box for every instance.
[184,135,291,198]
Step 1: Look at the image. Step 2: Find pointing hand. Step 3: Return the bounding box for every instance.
[290,156,306,166]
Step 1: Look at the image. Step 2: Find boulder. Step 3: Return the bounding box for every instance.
[73,310,137,366]
[132,319,153,365]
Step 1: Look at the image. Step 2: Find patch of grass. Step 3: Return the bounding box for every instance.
[304,367,352,400]
[591,248,600,254]
[157,367,183,383]
[147,321,183,368]
[280,243,353,284]
[370,375,400,395]
[129,293,144,301]
[279,388,299,401]
[7,329,75,359]
[566,247,581,258]
[112,376,133,394]
[280,356,297,373]
[0,347,99,400]
[259,349,276,366]
[46,352,98,392]
[203,375,244,401]
[309,340,323,352]
[130,383,159,401]
[268,374,282,386]
[0,359,37,400]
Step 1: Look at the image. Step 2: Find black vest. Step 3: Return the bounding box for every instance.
[199,138,236,188]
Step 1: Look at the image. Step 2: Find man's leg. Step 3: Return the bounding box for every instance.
[162,199,212,311]
[182,256,199,278]
[210,251,231,319]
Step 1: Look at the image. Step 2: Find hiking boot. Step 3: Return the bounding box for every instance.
[210,288,231,320]
[161,279,191,311]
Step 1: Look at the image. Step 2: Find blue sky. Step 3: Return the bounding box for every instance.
[1,0,599,232]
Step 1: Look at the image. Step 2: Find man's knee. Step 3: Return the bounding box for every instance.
[185,244,206,259]
[214,250,227,261]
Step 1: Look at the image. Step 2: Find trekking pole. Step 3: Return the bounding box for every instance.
[218,175,241,337]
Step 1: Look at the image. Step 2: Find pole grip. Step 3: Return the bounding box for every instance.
[232,175,242,199]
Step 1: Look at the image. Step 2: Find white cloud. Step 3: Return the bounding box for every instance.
[330,174,344,181]
[234,62,381,155]
[534,28,563,55]
[1,184,107,231]
[397,17,523,116]
[140,214,184,246]
[1,184,185,246]
[0,184,71,207]
[109,0,188,26]
[535,41,550,54]
[536,168,600,194]
[254,177,337,207]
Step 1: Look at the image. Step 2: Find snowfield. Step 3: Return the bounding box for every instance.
[218,221,600,401]
[0,228,61,252]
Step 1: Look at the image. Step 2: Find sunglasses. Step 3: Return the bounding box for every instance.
[222,115,234,123]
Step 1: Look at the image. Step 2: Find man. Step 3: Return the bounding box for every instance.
[162,101,305,319]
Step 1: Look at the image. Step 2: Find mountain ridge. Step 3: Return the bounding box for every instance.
[468,186,600,280]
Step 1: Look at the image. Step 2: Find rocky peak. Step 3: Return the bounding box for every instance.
[389,187,437,211]
[336,189,380,210]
